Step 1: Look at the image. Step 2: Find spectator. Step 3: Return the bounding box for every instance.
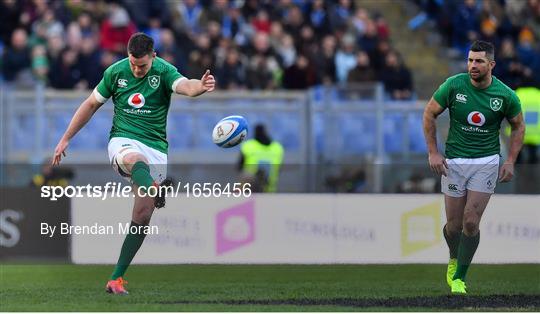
[252,9,271,34]
[123,0,170,30]
[347,50,376,83]
[297,25,318,58]
[370,40,391,71]
[65,21,82,51]
[283,54,317,90]
[0,0,23,45]
[1,0,410,94]
[283,5,304,41]
[31,44,49,82]
[30,8,64,47]
[78,37,102,89]
[246,54,276,90]
[314,34,337,84]
[99,3,137,55]
[157,28,186,69]
[307,0,331,35]
[246,32,282,85]
[2,28,32,84]
[77,11,98,38]
[48,48,82,89]
[374,14,390,40]
[451,0,480,54]
[216,48,246,90]
[221,5,248,44]
[170,0,203,37]
[276,33,296,68]
[329,0,354,30]
[351,7,370,37]
[357,19,379,54]
[379,51,413,100]
[334,34,357,83]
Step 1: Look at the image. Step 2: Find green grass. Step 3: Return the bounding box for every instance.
[1,264,539,311]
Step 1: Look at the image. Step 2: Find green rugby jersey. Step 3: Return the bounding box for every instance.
[433,73,521,158]
[94,57,184,154]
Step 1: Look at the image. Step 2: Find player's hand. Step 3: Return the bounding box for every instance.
[498,161,514,183]
[52,139,68,165]
[428,152,448,176]
[200,69,215,92]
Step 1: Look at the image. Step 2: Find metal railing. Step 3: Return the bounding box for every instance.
[1,83,434,192]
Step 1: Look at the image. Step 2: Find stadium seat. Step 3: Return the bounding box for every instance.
[408,114,427,153]
[337,113,376,154]
[384,113,404,153]
[270,113,300,150]
[195,112,226,149]
[167,113,194,150]
[12,114,36,150]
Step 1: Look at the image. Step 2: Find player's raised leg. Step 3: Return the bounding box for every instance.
[443,195,466,287]
[106,151,156,295]
[451,190,491,294]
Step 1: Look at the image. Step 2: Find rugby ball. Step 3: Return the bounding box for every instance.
[212,115,248,148]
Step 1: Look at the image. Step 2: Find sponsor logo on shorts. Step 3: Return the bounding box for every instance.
[490,98,503,111]
[487,180,493,189]
[121,144,131,147]
[456,93,468,103]
[448,184,458,191]
[467,111,486,127]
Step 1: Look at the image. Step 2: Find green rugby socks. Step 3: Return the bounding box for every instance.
[131,161,155,189]
[453,232,480,281]
[111,221,148,280]
[443,224,460,259]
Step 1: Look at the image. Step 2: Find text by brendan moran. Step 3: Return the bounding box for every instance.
[40,222,158,237]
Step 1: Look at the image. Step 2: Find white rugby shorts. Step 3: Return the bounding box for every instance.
[441,154,500,197]
[108,137,167,184]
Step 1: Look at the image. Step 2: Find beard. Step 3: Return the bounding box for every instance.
[469,69,488,82]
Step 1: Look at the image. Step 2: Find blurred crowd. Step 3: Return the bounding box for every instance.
[414,0,540,88]
[0,0,415,99]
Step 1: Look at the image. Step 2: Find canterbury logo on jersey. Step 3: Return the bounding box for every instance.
[117,79,128,88]
[467,111,486,126]
[456,93,467,103]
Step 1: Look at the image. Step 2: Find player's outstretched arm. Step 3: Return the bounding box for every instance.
[52,93,104,165]
[423,97,448,176]
[499,113,525,182]
[175,69,215,97]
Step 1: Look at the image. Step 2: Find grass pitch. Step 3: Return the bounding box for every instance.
[1,264,539,311]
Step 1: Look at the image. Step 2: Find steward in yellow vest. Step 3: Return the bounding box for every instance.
[239,124,284,192]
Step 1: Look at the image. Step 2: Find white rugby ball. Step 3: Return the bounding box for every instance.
[212,115,248,148]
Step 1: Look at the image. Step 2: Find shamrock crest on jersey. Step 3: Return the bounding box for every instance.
[489,98,503,111]
[148,75,160,89]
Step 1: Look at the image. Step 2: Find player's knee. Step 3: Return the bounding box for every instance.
[463,217,479,235]
[133,204,154,225]
[133,210,153,225]
[122,153,147,168]
[446,221,462,235]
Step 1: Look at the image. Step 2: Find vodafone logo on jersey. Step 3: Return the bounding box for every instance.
[128,93,145,108]
[467,111,486,126]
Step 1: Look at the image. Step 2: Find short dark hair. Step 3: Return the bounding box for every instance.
[470,40,495,60]
[127,32,154,58]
